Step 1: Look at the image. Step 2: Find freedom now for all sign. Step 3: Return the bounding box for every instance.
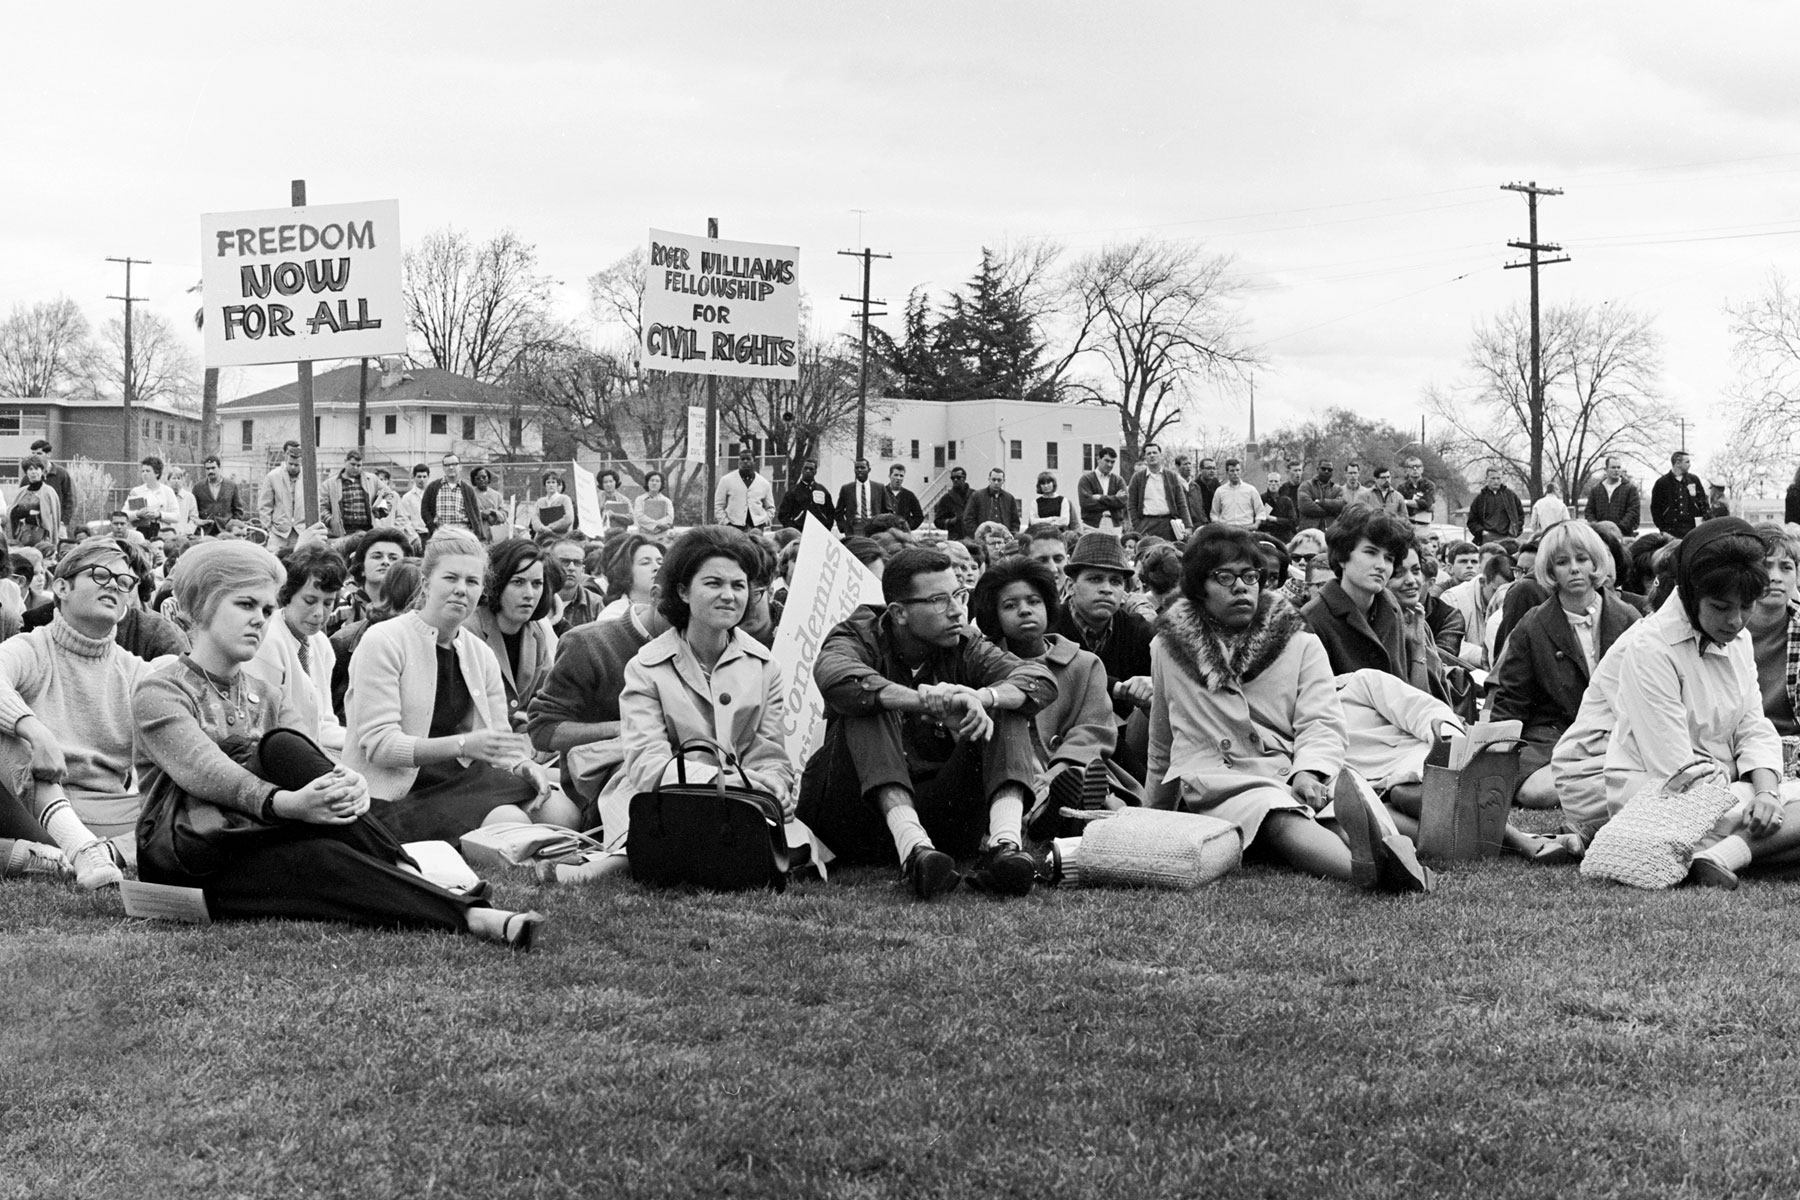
[200,200,406,368]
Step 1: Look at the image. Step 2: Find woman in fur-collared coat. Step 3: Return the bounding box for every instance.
[1145,525,1355,878]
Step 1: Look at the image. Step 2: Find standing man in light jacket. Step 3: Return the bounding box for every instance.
[1126,443,1189,543]
[258,440,311,550]
[321,448,397,540]
[713,449,775,531]
[1078,447,1128,533]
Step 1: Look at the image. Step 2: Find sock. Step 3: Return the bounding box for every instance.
[1696,834,1753,872]
[884,805,932,863]
[987,792,1024,849]
[40,798,97,859]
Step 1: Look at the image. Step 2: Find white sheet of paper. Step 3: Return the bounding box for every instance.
[120,880,211,924]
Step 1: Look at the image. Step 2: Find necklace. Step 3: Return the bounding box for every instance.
[192,660,249,727]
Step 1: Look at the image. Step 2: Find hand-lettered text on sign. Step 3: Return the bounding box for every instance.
[641,229,801,381]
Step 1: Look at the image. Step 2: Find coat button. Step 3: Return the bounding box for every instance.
[719,693,731,705]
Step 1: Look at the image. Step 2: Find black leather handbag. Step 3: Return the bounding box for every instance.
[627,738,789,892]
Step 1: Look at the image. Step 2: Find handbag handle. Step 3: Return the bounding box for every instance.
[667,736,764,803]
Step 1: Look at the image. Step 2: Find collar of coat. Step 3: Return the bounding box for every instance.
[1154,594,1305,691]
[638,626,772,668]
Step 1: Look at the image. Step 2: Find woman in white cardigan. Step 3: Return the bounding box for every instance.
[344,530,571,841]
[550,526,792,882]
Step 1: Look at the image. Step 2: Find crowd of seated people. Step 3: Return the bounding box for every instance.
[7,447,1797,957]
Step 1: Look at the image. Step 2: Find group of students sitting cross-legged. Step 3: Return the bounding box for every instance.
[7,492,1796,950]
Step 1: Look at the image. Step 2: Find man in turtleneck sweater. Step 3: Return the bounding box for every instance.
[0,538,158,888]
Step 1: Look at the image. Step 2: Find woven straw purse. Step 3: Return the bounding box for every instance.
[1580,763,1738,890]
[1049,809,1241,890]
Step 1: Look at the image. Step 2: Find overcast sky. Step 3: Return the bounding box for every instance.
[9,1,1800,482]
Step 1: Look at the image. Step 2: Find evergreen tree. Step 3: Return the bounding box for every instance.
[874,250,1056,402]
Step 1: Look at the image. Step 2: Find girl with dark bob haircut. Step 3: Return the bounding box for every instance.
[484,537,558,623]
[1177,525,1269,610]
[1324,505,1415,578]
[970,556,1063,643]
[655,526,762,631]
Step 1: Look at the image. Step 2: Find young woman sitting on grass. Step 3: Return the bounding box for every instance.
[552,527,793,883]
[1147,526,1432,893]
[971,556,1137,841]
[468,537,561,723]
[1553,518,1800,887]
[345,530,573,843]
[134,539,543,949]
[598,535,663,622]
[1745,524,1800,748]
[1490,520,1639,809]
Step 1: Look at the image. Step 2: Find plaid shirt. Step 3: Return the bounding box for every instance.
[338,472,371,531]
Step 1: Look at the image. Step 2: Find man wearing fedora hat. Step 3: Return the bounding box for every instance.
[1054,532,1155,779]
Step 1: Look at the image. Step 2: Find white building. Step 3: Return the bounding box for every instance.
[217,364,543,477]
[733,396,1120,513]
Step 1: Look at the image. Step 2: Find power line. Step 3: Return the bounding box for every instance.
[837,247,890,462]
[105,255,150,464]
[1501,182,1570,499]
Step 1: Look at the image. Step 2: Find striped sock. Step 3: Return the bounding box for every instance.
[40,799,96,860]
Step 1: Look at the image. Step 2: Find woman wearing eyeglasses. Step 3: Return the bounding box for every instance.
[1147,525,1432,892]
[552,526,793,881]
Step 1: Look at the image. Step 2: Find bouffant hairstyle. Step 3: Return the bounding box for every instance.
[277,541,347,606]
[173,540,285,627]
[597,469,621,490]
[1677,520,1767,636]
[970,555,1061,644]
[424,529,487,572]
[1626,531,1671,596]
[1179,525,1267,610]
[485,537,556,622]
[384,560,425,614]
[1324,506,1415,579]
[655,526,760,632]
[1533,520,1614,592]
[603,534,662,601]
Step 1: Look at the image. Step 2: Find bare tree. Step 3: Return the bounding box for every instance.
[1426,301,1672,500]
[720,329,876,493]
[404,228,555,383]
[0,297,95,397]
[92,311,198,411]
[1062,238,1256,466]
[1723,272,1800,480]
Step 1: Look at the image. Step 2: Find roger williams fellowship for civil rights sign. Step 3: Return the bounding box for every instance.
[641,229,800,381]
[200,200,407,368]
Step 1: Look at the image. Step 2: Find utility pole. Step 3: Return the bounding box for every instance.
[106,256,149,464]
[291,180,320,524]
[705,217,720,514]
[357,357,370,454]
[837,247,890,462]
[1502,181,1570,499]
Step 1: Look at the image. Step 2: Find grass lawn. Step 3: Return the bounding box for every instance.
[5,815,1800,1200]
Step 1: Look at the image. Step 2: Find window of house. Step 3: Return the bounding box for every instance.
[933,445,945,469]
[879,436,894,458]
[1046,441,1059,469]
[461,415,476,441]
[0,412,20,436]
[1083,444,1095,472]
[384,414,397,435]
[508,418,523,448]
[910,439,920,459]
[154,420,163,440]
[241,419,254,450]
[430,413,447,435]
[315,416,322,441]
[946,441,957,461]
[1009,440,1022,460]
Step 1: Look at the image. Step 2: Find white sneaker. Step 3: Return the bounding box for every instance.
[72,840,124,891]
[3,839,72,880]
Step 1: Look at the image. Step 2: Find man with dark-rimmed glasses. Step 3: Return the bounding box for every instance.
[799,546,1056,899]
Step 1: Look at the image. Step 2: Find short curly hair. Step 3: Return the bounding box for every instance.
[655,526,760,631]
[1178,526,1267,610]
[970,555,1061,644]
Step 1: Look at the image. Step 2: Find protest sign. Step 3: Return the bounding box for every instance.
[771,515,886,775]
[686,405,709,462]
[642,229,800,381]
[571,464,603,533]
[200,200,405,368]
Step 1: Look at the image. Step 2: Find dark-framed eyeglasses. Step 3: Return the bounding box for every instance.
[85,565,140,593]
[896,588,971,614]
[1207,568,1262,590]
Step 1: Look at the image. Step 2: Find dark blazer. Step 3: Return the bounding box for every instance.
[834,479,881,532]
[1077,470,1127,528]
[778,479,836,530]
[879,485,924,530]
[1650,470,1706,537]
[1787,484,1800,527]
[192,478,245,527]
[962,487,1022,534]
[933,484,973,540]
[1054,606,1154,720]
[1490,593,1639,741]
[1126,469,1188,528]
[1583,478,1641,536]
[1466,485,1524,544]
[1424,594,1467,660]
[1300,582,1409,681]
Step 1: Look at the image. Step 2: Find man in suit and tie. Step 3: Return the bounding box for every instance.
[836,458,879,535]
[879,463,925,530]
